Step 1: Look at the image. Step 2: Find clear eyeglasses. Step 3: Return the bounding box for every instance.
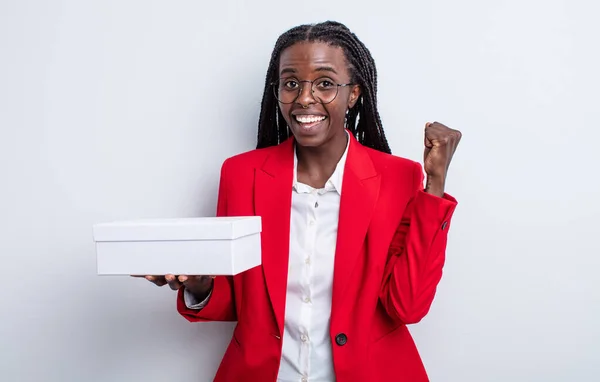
[272,77,354,105]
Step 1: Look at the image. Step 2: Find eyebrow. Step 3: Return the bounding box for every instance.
[280,67,297,75]
[279,66,339,76]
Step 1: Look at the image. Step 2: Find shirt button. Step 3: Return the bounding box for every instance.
[301,378,308,382]
[301,334,308,343]
[441,221,448,230]
[305,257,311,265]
[304,297,311,303]
[309,220,315,226]
[314,201,319,208]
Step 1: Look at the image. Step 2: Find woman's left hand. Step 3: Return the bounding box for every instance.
[423,121,462,197]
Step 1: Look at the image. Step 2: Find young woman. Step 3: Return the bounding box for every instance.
[144,21,461,382]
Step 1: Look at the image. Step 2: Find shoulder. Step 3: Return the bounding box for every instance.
[219,144,279,174]
[360,145,424,193]
[362,145,422,175]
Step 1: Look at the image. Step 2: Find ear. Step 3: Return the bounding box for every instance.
[347,85,361,109]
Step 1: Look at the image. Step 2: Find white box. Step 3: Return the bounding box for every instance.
[93,216,262,276]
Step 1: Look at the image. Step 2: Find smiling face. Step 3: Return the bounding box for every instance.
[277,41,361,148]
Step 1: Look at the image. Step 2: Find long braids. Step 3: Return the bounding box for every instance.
[256,21,392,154]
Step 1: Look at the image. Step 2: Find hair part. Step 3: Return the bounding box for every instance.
[256,21,392,154]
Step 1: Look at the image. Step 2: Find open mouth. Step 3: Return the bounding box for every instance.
[294,114,328,130]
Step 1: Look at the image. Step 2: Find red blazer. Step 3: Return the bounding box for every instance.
[177,134,457,382]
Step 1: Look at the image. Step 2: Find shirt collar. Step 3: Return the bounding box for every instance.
[293,131,350,195]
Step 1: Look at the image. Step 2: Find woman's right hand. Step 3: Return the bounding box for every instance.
[135,274,214,300]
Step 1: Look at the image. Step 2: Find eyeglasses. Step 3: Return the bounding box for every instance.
[272,77,354,105]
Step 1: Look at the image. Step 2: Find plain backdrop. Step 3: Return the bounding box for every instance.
[1,0,599,381]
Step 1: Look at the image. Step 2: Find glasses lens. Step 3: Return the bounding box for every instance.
[273,80,299,104]
[273,78,341,104]
[312,79,340,104]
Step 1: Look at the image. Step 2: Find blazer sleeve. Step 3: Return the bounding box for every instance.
[379,162,457,325]
[177,159,238,322]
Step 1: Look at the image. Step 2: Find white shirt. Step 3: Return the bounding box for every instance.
[185,135,349,382]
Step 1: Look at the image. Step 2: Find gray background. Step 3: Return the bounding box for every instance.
[1,0,598,381]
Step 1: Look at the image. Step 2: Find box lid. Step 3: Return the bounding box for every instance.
[93,216,261,242]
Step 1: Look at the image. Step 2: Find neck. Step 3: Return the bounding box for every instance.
[295,129,348,188]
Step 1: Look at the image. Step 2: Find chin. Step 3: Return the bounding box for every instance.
[291,129,329,148]
[289,119,332,148]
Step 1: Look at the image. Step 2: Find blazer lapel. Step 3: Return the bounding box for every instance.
[254,138,294,336]
[332,135,381,317]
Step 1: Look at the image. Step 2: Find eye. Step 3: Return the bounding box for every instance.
[283,80,299,90]
[316,79,335,89]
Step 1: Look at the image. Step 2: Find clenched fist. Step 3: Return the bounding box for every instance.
[423,121,461,197]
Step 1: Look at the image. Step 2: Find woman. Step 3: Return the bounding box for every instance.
[144,21,461,382]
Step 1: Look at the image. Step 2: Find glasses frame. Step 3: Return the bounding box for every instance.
[271,77,355,105]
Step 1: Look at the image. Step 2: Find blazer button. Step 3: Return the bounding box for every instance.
[335,333,348,346]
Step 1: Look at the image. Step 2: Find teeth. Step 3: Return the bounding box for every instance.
[296,115,326,124]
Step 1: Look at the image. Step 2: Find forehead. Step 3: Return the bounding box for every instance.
[278,41,349,77]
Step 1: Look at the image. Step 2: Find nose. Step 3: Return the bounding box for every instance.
[296,81,316,107]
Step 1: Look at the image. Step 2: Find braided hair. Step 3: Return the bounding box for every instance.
[256,21,392,154]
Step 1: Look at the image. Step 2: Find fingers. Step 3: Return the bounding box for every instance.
[424,122,434,148]
[144,275,168,287]
[424,122,435,162]
[452,129,463,149]
[166,274,212,291]
[425,121,446,141]
[178,275,189,283]
[182,275,215,298]
[132,274,214,291]
[131,275,174,288]
[423,121,462,174]
[181,275,213,288]
[425,121,462,146]
[164,274,183,290]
